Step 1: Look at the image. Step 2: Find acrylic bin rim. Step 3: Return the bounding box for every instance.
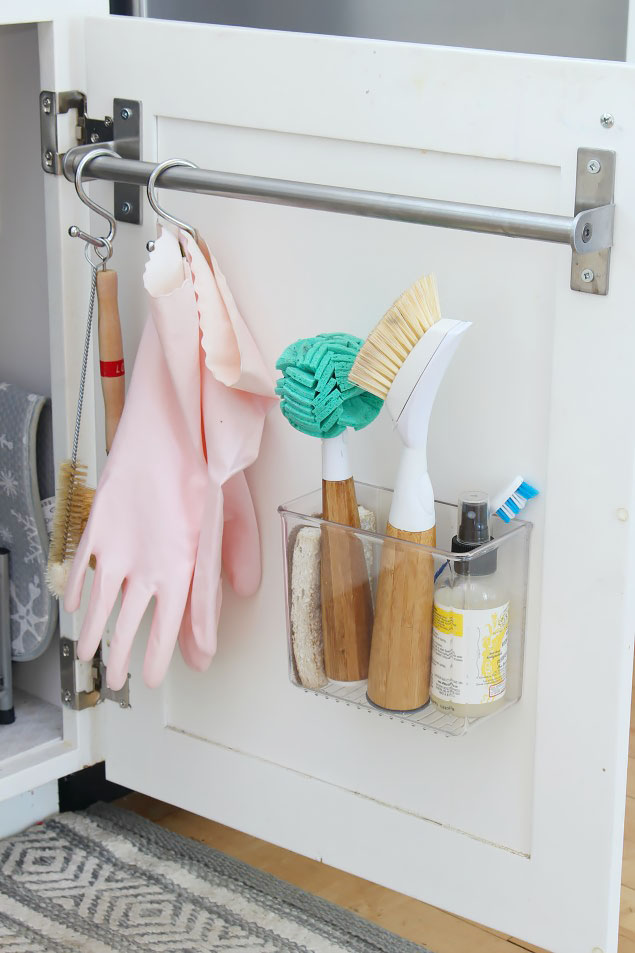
[278,480,533,562]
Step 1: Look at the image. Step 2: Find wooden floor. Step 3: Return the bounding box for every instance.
[119,682,635,953]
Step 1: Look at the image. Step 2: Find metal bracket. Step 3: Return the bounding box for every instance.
[113,99,142,225]
[60,637,130,711]
[40,90,113,175]
[40,91,141,224]
[571,148,615,295]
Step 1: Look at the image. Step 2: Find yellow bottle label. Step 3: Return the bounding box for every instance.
[432,605,463,637]
[431,601,509,706]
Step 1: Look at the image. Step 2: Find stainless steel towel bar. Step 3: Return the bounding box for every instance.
[63,148,614,257]
[60,137,616,294]
[43,92,617,292]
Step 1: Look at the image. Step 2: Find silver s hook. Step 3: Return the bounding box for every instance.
[146,158,199,252]
[69,147,121,265]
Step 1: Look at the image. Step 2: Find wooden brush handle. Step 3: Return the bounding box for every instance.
[96,270,125,453]
[321,477,373,681]
[367,522,436,711]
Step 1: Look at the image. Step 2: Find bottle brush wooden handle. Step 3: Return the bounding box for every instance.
[321,477,373,681]
[367,522,436,711]
[96,269,125,454]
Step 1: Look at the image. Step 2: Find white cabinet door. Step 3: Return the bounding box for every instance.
[41,15,635,953]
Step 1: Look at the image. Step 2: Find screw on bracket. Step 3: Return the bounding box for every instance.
[581,269,595,283]
[41,96,52,114]
[120,201,132,215]
[600,113,614,129]
[581,223,593,243]
[63,690,72,704]
[90,131,100,143]
[43,150,54,167]
[120,107,131,120]
[62,643,70,658]
[586,158,601,174]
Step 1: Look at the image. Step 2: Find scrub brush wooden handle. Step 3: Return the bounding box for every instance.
[367,523,436,711]
[348,274,464,710]
[97,269,125,453]
[275,333,382,682]
[321,477,373,681]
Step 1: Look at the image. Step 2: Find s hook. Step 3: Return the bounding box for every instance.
[69,147,121,265]
[146,158,199,252]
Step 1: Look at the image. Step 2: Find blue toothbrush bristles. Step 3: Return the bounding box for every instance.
[493,478,539,522]
[518,481,539,500]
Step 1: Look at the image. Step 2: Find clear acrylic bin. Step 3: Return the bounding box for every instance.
[278,481,532,737]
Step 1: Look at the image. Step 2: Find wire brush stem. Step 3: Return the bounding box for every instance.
[47,264,98,597]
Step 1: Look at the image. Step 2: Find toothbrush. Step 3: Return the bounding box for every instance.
[492,476,539,522]
[276,333,383,681]
[432,477,539,586]
[349,275,470,711]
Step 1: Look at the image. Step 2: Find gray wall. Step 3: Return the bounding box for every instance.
[0,24,51,397]
[135,0,630,61]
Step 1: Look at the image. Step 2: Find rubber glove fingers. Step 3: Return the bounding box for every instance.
[144,584,194,688]
[64,517,96,618]
[177,474,260,673]
[187,486,225,659]
[105,583,153,691]
[73,562,120,664]
[178,636,211,673]
[178,576,222,673]
[221,472,262,598]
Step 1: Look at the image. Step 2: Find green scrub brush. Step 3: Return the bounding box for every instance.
[276,333,382,681]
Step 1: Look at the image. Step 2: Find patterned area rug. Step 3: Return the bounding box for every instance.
[0,803,430,952]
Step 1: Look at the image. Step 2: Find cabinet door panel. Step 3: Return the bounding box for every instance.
[43,15,635,953]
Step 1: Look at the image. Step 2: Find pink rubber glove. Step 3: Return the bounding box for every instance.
[221,471,262,598]
[178,469,261,672]
[177,235,277,665]
[65,229,207,689]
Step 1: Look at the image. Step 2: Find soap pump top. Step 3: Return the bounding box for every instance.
[452,491,496,576]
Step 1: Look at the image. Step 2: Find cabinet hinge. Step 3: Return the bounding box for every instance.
[60,637,130,711]
[39,90,142,224]
[40,91,113,175]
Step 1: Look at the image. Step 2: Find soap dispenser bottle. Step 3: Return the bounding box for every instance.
[430,491,509,718]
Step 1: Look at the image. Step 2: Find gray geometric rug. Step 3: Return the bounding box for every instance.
[0,803,430,952]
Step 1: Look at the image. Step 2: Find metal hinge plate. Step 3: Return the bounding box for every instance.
[571,148,615,295]
[60,637,130,711]
[39,91,142,225]
[40,91,113,174]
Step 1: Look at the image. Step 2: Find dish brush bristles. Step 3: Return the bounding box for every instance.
[46,460,94,597]
[349,274,442,398]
